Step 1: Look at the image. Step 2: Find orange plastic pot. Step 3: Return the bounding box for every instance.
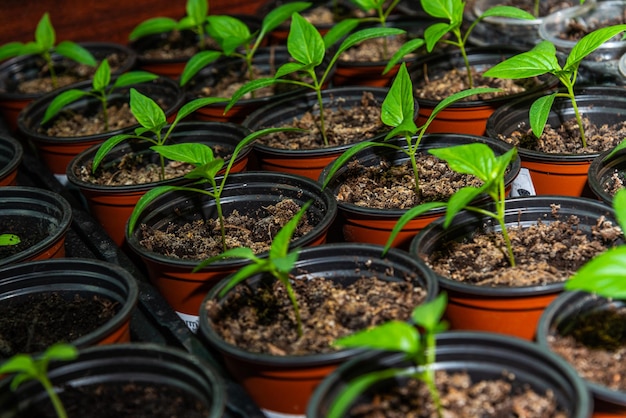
[67,122,252,247]
[410,195,618,341]
[0,135,22,186]
[126,171,337,331]
[516,154,595,197]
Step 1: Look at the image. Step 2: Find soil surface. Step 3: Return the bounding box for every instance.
[43,103,137,137]
[206,272,427,355]
[348,370,567,417]
[558,8,626,40]
[0,216,52,260]
[136,30,201,60]
[427,206,622,287]
[477,0,578,17]
[0,292,118,358]
[339,34,411,63]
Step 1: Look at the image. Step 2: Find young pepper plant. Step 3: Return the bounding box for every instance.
[193,201,312,338]
[349,0,403,59]
[0,233,20,246]
[321,62,501,198]
[0,13,96,90]
[0,343,78,418]
[328,292,449,418]
[225,12,404,146]
[90,87,228,179]
[483,24,626,148]
[41,59,159,131]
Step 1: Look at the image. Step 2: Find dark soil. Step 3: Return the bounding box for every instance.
[138,199,314,260]
[339,34,411,63]
[0,215,51,260]
[42,103,137,137]
[427,206,622,287]
[547,302,626,392]
[0,292,118,358]
[206,272,427,355]
[558,9,626,41]
[498,117,626,154]
[601,170,626,198]
[479,0,578,17]
[348,370,567,417]
[17,381,209,418]
[136,30,201,60]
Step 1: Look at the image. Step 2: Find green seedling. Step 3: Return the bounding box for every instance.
[90,88,227,179]
[0,233,20,246]
[322,62,501,198]
[0,13,96,90]
[179,2,313,87]
[194,201,312,337]
[127,126,303,252]
[329,292,449,418]
[129,0,211,50]
[382,141,518,266]
[41,59,159,131]
[531,0,585,18]
[383,0,534,84]
[565,188,626,298]
[225,12,403,146]
[0,343,78,418]
[483,24,626,148]
[349,0,403,59]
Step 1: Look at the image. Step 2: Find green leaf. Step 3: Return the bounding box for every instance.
[262,1,312,34]
[442,185,485,227]
[111,71,159,89]
[269,201,311,260]
[41,89,88,125]
[350,0,379,12]
[529,93,556,138]
[566,25,626,71]
[412,293,448,331]
[565,246,626,299]
[383,38,426,74]
[35,13,55,51]
[335,27,405,58]
[55,41,97,66]
[483,41,559,79]
[185,158,225,179]
[0,354,36,378]
[604,139,626,162]
[187,0,208,27]
[127,185,186,233]
[214,261,266,295]
[92,134,136,171]
[44,343,78,361]
[129,17,178,41]
[92,59,111,92]
[174,96,228,124]
[288,13,325,67]
[429,143,496,183]
[0,42,29,61]
[420,0,454,20]
[381,63,416,134]
[424,22,451,52]
[206,15,251,55]
[382,202,447,254]
[481,5,535,20]
[129,88,167,131]
[273,251,300,273]
[274,62,308,79]
[225,77,279,112]
[179,50,223,86]
[614,188,626,232]
[0,233,20,246]
[323,18,359,49]
[152,143,214,165]
[336,321,420,353]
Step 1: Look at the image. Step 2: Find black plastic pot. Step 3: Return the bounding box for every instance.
[0,186,72,267]
[537,291,626,416]
[242,86,391,180]
[318,133,521,249]
[0,343,226,417]
[17,75,184,177]
[486,86,626,196]
[125,171,338,331]
[199,242,439,416]
[307,331,592,417]
[409,195,618,340]
[588,147,626,206]
[0,42,137,133]
[0,135,23,186]
[0,257,138,353]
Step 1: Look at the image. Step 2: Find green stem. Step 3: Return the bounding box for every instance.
[495,180,516,267]
[99,95,109,132]
[43,52,58,89]
[41,377,68,418]
[215,193,227,252]
[565,83,586,148]
[424,332,442,418]
[408,137,420,197]
[534,0,540,18]
[281,273,303,337]
[315,87,328,146]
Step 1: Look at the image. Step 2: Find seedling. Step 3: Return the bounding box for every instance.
[0,13,96,89]
[0,233,20,246]
[225,12,404,146]
[322,62,501,198]
[383,0,534,85]
[179,2,313,87]
[127,126,303,252]
[328,292,449,418]
[483,24,626,148]
[349,0,403,59]
[90,88,228,179]
[532,0,586,18]
[0,343,78,418]
[194,201,312,337]
[565,188,626,298]
[129,0,211,50]
[41,59,159,131]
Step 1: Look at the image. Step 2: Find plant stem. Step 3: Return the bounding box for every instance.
[424,332,442,418]
[315,88,329,146]
[41,377,68,418]
[281,273,303,337]
[44,52,59,89]
[214,193,227,252]
[407,136,421,197]
[565,86,587,148]
[99,95,109,132]
[495,178,516,267]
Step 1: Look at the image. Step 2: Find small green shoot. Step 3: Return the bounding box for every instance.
[225,12,403,146]
[565,188,626,298]
[0,233,20,246]
[0,13,96,89]
[41,59,159,131]
[329,292,449,418]
[194,201,312,337]
[483,24,626,148]
[179,2,312,87]
[349,0,403,59]
[90,88,227,179]
[0,343,78,418]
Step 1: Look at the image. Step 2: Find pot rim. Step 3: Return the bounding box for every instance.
[0,135,23,180]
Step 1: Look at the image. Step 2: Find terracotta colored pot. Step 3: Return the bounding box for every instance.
[66,121,252,247]
[126,171,337,332]
[537,291,626,417]
[0,258,138,352]
[198,242,439,417]
[486,86,626,197]
[410,46,556,136]
[410,195,617,340]
[308,331,592,417]
[0,42,137,133]
[0,135,22,186]
[0,186,72,267]
[242,86,390,180]
[17,76,184,179]
[318,133,521,249]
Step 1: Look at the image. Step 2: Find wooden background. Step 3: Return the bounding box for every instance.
[0,0,267,46]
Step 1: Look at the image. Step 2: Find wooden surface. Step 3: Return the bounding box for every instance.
[0,0,267,46]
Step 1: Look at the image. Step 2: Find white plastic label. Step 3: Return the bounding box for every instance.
[176,312,199,333]
[509,168,536,197]
[262,409,305,418]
